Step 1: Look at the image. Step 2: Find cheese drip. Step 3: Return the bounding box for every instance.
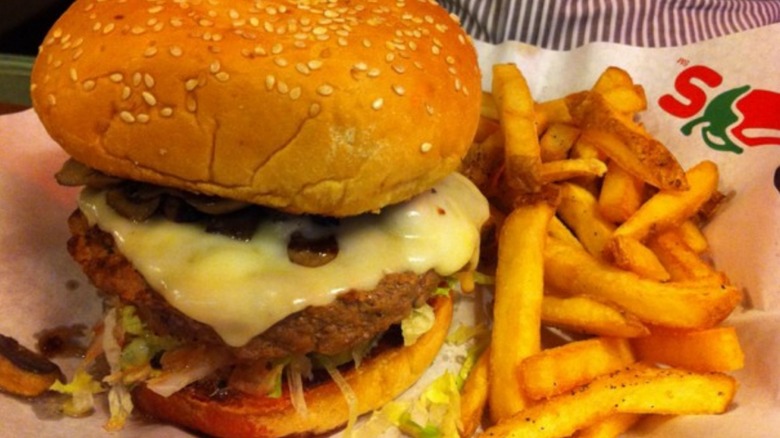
[78,173,488,347]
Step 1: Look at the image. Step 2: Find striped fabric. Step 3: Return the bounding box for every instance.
[443,0,780,49]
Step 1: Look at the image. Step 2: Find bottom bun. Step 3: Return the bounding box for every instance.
[133,294,454,438]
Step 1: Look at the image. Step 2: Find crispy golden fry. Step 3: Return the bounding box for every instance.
[598,161,645,224]
[0,334,63,397]
[547,216,583,248]
[632,327,745,372]
[569,134,604,160]
[475,116,502,143]
[573,413,642,438]
[541,158,607,184]
[604,235,670,282]
[557,182,615,260]
[460,129,505,195]
[492,63,542,193]
[648,228,724,282]
[489,198,555,422]
[568,92,688,191]
[540,123,580,162]
[460,347,490,438]
[481,91,499,120]
[519,337,635,401]
[535,98,573,134]
[479,365,737,438]
[544,238,741,329]
[677,220,709,254]
[613,160,719,242]
[541,295,649,338]
[591,67,648,115]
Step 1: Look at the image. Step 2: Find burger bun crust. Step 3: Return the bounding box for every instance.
[132,294,453,438]
[31,0,482,216]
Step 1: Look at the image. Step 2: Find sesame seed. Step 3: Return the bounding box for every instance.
[446,55,455,65]
[265,75,276,90]
[160,107,174,117]
[120,111,136,123]
[144,74,155,88]
[296,63,311,75]
[122,87,131,100]
[72,49,83,60]
[103,23,116,34]
[47,94,56,105]
[385,53,395,62]
[132,72,142,86]
[169,46,183,57]
[185,78,199,91]
[309,103,321,117]
[82,80,96,91]
[148,5,163,14]
[313,26,327,35]
[277,81,289,94]
[274,58,288,67]
[362,39,372,48]
[317,84,334,96]
[186,96,197,112]
[420,142,433,153]
[137,113,150,124]
[215,71,230,82]
[371,98,384,110]
[353,62,368,71]
[289,87,302,100]
[144,46,158,57]
[367,68,380,78]
[307,60,323,70]
[109,73,124,83]
[392,84,405,96]
[392,64,405,74]
[431,45,441,55]
[271,43,283,54]
[142,91,157,106]
[210,61,221,73]
[425,104,434,115]
[199,19,214,27]
[337,37,348,47]
[131,26,146,35]
[69,68,78,82]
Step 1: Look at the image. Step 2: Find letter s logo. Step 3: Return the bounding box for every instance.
[658,66,723,118]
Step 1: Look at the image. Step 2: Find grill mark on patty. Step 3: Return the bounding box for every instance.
[66,210,440,361]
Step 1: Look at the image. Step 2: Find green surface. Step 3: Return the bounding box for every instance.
[0,54,34,106]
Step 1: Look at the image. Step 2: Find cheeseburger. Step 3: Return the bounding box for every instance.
[30,0,487,436]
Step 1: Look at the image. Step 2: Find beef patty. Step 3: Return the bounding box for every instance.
[66,210,441,362]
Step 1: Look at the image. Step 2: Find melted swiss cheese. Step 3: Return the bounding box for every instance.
[79,173,488,347]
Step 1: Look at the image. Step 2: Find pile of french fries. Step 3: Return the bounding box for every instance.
[457,64,744,438]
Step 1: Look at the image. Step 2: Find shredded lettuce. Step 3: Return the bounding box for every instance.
[49,369,104,417]
[362,372,462,438]
[472,271,495,285]
[401,303,436,346]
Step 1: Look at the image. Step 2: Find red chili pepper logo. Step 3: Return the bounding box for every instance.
[659,65,780,154]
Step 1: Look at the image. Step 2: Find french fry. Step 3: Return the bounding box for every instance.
[475,116,502,143]
[573,413,642,438]
[460,348,490,438]
[613,160,720,242]
[489,196,555,422]
[632,326,745,372]
[535,98,573,134]
[591,66,647,114]
[518,337,635,401]
[647,227,724,282]
[568,92,688,191]
[481,91,499,120]
[677,220,709,254]
[492,63,542,193]
[540,123,580,162]
[479,365,737,438]
[460,129,505,195]
[547,216,582,249]
[541,295,649,338]
[598,161,645,224]
[557,182,615,260]
[604,235,670,281]
[544,237,741,329]
[540,158,607,184]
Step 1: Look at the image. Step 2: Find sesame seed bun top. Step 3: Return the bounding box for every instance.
[31,0,482,216]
